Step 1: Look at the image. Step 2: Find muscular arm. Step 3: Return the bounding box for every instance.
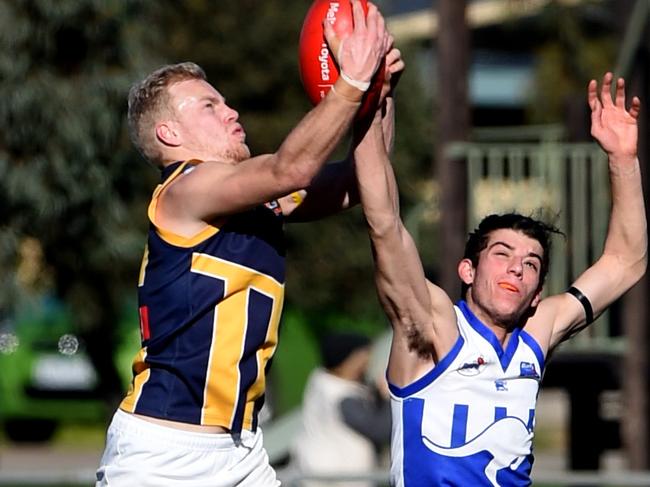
[539,74,647,350]
[354,110,458,386]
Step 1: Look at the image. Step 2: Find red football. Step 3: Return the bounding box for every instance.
[298,0,384,120]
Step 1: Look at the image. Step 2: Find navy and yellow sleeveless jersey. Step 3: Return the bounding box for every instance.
[120,160,286,434]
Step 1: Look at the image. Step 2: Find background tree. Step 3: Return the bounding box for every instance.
[0,0,163,407]
[436,0,470,297]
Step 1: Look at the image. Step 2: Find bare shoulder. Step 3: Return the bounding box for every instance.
[158,162,219,209]
[523,292,584,352]
[156,160,233,232]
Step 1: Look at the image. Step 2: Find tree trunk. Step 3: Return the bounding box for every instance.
[436,0,470,298]
[622,31,650,470]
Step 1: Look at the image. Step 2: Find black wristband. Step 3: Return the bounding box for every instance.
[567,286,594,325]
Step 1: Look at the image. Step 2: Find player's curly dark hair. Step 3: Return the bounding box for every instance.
[460,213,563,298]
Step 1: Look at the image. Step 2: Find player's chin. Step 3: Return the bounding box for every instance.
[493,303,526,328]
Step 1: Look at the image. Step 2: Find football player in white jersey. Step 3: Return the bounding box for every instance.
[354,70,646,486]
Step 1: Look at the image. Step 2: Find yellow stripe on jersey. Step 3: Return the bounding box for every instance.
[155,225,219,248]
[243,285,284,424]
[120,347,151,413]
[138,244,149,287]
[191,253,284,429]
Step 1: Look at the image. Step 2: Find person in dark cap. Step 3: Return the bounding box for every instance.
[291,331,391,487]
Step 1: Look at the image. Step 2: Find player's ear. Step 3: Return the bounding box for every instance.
[156,121,182,147]
[458,259,475,285]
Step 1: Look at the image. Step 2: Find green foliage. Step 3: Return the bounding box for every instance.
[0,0,157,309]
[0,0,161,399]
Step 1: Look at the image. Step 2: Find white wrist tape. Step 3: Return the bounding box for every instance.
[340,71,371,92]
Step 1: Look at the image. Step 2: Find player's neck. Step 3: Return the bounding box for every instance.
[465,298,513,346]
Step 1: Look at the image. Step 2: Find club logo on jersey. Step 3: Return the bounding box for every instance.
[264,200,283,217]
[495,379,508,391]
[457,355,487,376]
[519,362,539,379]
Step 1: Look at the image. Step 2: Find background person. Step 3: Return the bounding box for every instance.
[291,331,391,487]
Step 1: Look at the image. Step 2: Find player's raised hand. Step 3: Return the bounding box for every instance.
[589,72,641,160]
[324,0,388,85]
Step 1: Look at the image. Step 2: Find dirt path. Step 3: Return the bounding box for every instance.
[0,444,101,484]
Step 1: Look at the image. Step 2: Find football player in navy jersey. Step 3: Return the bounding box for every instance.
[95,2,401,486]
[355,71,646,486]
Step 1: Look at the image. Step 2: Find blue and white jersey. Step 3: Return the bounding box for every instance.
[389,300,545,487]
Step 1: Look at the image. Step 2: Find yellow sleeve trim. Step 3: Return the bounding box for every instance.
[156,225,219,248]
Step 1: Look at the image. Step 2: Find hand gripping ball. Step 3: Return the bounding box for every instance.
[298,0,384,121]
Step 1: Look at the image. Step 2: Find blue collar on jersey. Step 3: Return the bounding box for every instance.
[457,300,523,371]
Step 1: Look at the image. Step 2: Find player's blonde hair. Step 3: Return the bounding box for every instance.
[128,62,207,166]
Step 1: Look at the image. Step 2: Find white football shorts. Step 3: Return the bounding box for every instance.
[95,409,279,486]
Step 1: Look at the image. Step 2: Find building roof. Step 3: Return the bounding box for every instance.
[384,0,595,42]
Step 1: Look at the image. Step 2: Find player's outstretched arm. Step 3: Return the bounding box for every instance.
[353,71,458,386]
[548,73,647,347]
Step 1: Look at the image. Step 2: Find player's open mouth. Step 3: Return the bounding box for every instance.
[498,282,519,293]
